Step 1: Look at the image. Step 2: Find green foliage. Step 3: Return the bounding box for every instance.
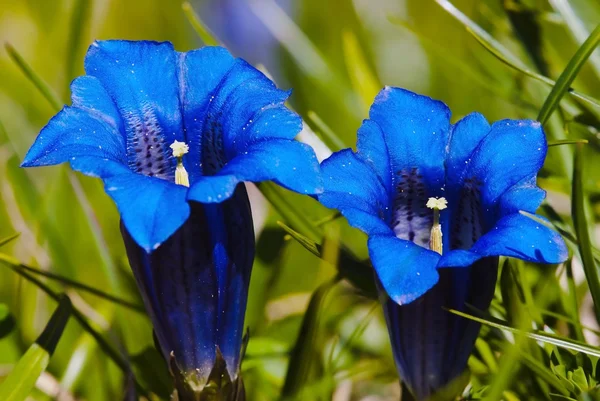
[2,0,600,400]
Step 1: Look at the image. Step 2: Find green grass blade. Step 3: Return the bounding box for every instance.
[465,27,600,109]
[521,352,570,396]
[182,2,219,46]
[0,295,71,401]
[571,143,600,323]
[4,43,63,111]
[0,303,16,339]
[65,0,92,95]
[0,233,20,248]
[0,258,147,394]
[341,30,380,113]
[280,277,339,399]
[448,308,600,357]
[306,111,347,151]
[277,221,376,297]
[538,24,600,124]
[548,139,589,146]
[13,263,145,313]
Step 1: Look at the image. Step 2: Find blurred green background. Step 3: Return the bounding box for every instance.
[1,0,600,400]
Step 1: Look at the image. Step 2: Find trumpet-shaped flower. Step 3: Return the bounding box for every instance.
[22,40,322,396]
[318,87,567,399]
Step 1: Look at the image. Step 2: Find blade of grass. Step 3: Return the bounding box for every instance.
[538,24,600,124]
[571,143,600,323]
[0,258,147,395]
[0,303,15,339]
[548,139,589,146]
[448,308,600,357]
[12,263,144,313]
[4,43,63,111]
[465,26,600,109]
[181,2,219,46]
[0,233,20,248]
[65,0,92,96]
[306,111,347,151]
[548,0,600,77]
[387,16,538,112]
[0,295,71,401]
[277,221,376,297]
[280,277,339,399]
[341,30,381,113]
[565,260,586,342]
[520,351,570,396]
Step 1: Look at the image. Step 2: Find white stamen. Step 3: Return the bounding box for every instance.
[170,140,190,187]
[170,140,189,158]
[426,197,447,255]
[426,197,448,210]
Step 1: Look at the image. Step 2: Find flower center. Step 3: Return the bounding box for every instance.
[170,140,190,187]
[426,197,447,255]
[128,105,173,179]
[393,168,432,247]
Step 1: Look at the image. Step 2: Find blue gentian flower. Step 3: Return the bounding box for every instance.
[22,40,322,396]
[318,87,568,399]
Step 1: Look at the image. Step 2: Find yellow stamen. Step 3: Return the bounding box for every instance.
[170,140,189,158]
[170,140,190,187]
[426,197,447,255]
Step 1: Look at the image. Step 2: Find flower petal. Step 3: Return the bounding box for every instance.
[70,76,126,137]
[368,86,451,195]
[104,171,190,252]
[187,139,322,203]
[85,40,185,179]
[442,213,568,265]
[445,112,490,187]
[318,149,390,235]
[463,119,547,210]
[497,176,546,216]
[21,107,126,169]
[356,119,392,193]
[368,234,441,305]
[178,46,236,180]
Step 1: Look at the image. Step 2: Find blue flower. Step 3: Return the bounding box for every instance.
[22,40,322,393]
[318,87,567,399]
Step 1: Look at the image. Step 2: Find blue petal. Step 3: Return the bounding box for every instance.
[368,87,451,195]
[497,177,546,217]
[85,40,185,178]
[462,119,547,210]
[21,107,126,169]
[318,149,391,235]
[104,170,190,252]
[182,58,272,178]
[70,76,126,138]
[356,119,392,193]
[441,213,568,265]
[368,234,441,305]
[178,46,236,181]
[445,112,490,187]
[187,139,322,203]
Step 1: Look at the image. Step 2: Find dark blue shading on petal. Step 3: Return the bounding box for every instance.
[85,40,185,181]
[383,258,498,400]
[121,185,254,381]
[180,54,322,202]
